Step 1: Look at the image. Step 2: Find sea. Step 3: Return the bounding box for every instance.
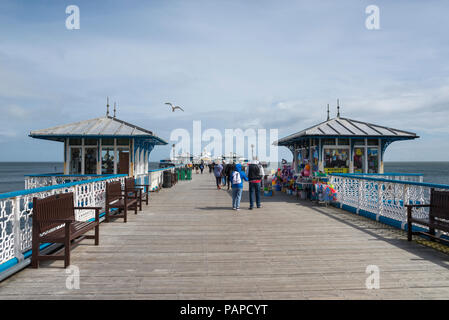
[0,162,161,194]
[0,161,448,194]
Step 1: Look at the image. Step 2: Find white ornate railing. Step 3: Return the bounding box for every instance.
[24,174,120,190]
[352,173,424,183]
[26,166,182,191]
[136,166,184,191]
[0,166,186,280]
[329,173,449,230]
[0,174,127,272]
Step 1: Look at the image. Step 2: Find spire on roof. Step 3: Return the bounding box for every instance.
[113,102,117,118]
[106,97,110,117]
[327,104,330,121]
[337,99,340,118]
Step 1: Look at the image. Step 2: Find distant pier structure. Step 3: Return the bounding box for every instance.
[275,103,419,174]
[29,103,167,177]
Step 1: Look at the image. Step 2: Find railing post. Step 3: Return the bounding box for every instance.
[403,184,409,228]
[338,177,347,209]
[357,178,363,214]
[13,197,24,262]
[377,181,383,221]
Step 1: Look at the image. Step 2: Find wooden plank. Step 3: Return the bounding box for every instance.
[2,173,449,299]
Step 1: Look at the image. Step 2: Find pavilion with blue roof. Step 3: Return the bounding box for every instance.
[29,101,168,177]
[274,103,419,175]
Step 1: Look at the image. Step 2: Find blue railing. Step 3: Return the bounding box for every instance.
[1,174,127,200]
[331,173,449,190]
[0,166,183,281]
[329,173,449,240]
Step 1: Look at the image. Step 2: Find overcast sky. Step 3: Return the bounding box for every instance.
[0,0,448,162]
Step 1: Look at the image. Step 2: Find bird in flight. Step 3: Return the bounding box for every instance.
[165,102,184,112]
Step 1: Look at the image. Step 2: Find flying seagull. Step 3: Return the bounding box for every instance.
[165,102,184,112]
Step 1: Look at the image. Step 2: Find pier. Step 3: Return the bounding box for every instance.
[1,173,449,299]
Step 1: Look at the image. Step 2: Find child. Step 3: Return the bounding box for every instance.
[231,163,248,211]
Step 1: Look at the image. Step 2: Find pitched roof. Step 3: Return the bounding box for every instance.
[275,117,418,146]
[29,116,168,145]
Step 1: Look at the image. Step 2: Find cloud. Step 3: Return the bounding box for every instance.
[0,1,449,161]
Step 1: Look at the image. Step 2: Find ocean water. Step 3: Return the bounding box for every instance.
[0,162,63,194]
[0,161,448,194]
[384,162,449,185]
[0,162,162,194]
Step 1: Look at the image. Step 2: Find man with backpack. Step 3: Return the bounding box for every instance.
[246,160,264,209]
[231,163,248,211]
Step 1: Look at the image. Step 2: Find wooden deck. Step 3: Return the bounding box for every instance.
[2,172,449,299]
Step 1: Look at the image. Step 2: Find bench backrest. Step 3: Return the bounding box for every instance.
[106,181,123,203]
[430,188,449,220]
[33,192,75,233]
[124,177,135,191]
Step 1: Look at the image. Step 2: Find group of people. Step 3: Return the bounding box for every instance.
[212,160,264,211]
[193,161,205,174]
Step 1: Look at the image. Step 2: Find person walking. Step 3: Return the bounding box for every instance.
[224,161,233,190]
[246,160,264,209]
[231,163,248,211]
[221,161,227,186]
[213,162,223,189]
[199,161,205,174]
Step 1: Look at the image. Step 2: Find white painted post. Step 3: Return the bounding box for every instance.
[13,197,24,262]
[377,181,383,221]
[349,142,354,174]
[403,184,409,225]
[98,139,102,175]
[378,138,382,174]
[357,178,363,214]
[81,138,85,175]
[64,138,69,175]
[364,138,368,174]
[113,138,117,175]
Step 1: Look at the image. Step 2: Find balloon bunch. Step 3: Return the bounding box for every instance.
[300,163,311,177]
[316,183,337,202]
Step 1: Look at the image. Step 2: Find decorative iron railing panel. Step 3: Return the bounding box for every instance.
[1,166,183,274]
[329,173,448,227]
[0,175,126,267]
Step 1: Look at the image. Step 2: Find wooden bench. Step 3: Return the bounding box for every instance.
[406,188,449,242]
[31,192,101,268]
[105,180,138,223]
[124,177,150,211]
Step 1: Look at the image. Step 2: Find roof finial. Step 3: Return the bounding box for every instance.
[113,102,117,118]
[106,97,110,117]
[337,99,340,118]
[327,103,330,121]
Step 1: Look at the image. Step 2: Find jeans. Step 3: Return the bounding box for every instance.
[232,188,243,209]
[249,182,261,208]
[215,176,222,187]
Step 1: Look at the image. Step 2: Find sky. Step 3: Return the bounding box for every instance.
[0,0,448,162]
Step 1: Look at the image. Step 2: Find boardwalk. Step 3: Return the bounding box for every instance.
[1,173,449,299]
